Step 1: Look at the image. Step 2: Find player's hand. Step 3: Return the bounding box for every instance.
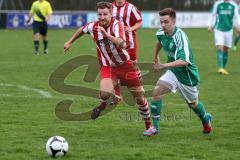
[235,26,240,34]
[25,19,31,25]
[124,26,132,32]
[98,26,108,37]
[207,26,213,32]
[153,62,166,71]
[64,42,71,53]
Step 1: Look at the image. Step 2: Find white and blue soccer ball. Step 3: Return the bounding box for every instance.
[46,136,69,158]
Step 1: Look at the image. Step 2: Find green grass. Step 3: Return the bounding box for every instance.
[0,28,240,160]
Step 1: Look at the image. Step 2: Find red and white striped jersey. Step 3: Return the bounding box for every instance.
[112,1,142,49]
[82,18,130,67]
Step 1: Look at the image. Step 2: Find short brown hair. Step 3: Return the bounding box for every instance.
[159,8,176,19]
[96,1,113,11]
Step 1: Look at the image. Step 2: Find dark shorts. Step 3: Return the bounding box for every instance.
[33,21,48,36]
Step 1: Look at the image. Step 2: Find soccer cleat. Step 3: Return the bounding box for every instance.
[202,113,212,134]
[44,49,48,54]
[232,46,237,51]
[91,107,101,120]
[35,50,39,55]
[143,126,159,136]
[109,96,121,105]
[218,68,229,75]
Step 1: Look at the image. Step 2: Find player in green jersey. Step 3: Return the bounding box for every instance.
[233,0,240,51]
[208,0,240,74]
[143,8,212,136]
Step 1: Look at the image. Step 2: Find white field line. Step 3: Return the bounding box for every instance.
[0,83,52,98]
[0,93,74,100]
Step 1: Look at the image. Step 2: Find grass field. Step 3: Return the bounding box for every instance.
[0,28,240,160]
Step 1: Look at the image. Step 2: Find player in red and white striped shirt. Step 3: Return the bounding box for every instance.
[112,0,142,61]
[112,0,143,98]
[63,1,151,133]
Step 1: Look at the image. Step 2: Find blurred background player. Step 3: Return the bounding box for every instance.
[143,8,212,136]
[233,0,240,51]
[26,0,52,55]
[208,0,240,74]
[112,0,142,97]
[64,1,152,133]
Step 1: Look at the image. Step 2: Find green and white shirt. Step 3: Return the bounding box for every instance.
[156,27,200,86]
[210,0,240,31]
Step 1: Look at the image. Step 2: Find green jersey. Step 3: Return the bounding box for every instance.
[212,0,239,31]
[156,27,200,86]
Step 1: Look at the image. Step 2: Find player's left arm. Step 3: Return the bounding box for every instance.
[207,1,218,32]
[233,2,240,33]
[45,3,53,22]
[126,21,142,32]
[125,6,142,32]
[26,3,34,24]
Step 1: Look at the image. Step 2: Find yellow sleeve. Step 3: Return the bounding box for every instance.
[29,2,35,14]
[47,3,53,15]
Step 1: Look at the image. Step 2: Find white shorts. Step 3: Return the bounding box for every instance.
[159,70,199,103]
[214,29,233,48]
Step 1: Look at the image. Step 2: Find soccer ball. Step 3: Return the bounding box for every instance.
[46,136,69,158]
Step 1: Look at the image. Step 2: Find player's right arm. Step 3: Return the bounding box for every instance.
[153,41,164,71]
[64,26,84,53]
[154,41,162,64]
[208,1,218,32]
[26,2,35,24]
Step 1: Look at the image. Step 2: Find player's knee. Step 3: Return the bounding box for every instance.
[99,91,111,101]
[135,97,146,106]
[152,90,162,101]
[188,101,198,108]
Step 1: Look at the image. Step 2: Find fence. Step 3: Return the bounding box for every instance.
[0,0,214,11]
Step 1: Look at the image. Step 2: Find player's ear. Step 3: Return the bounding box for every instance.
[172,18,176,24]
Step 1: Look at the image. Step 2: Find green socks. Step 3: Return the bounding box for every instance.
[150,100,163,131]
[223,52,228,68]
[191,101,208,124]
[217,50,223,68]
[217,50,228,68]
[234,35,240,46]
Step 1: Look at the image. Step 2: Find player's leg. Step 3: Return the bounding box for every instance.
[214,30,225,72]
[128,85,152,130]
[91,77,116,119]
[143,81,171,136]
[119,61,151,130]
[150,82,171,130]
[41,22,49,54]
[222,46,229,74]
[33,21,40,55]
[216,44,229,75]
[91,66,117,120]
[233,32,240,51]
[188,101,212,134]
[143,70,175,136]
[177,83,212,134]
[221,30,232,74]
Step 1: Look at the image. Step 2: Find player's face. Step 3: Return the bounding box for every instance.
[160,15,176,35]
[98,8,112,27]
[115,0,126,6]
